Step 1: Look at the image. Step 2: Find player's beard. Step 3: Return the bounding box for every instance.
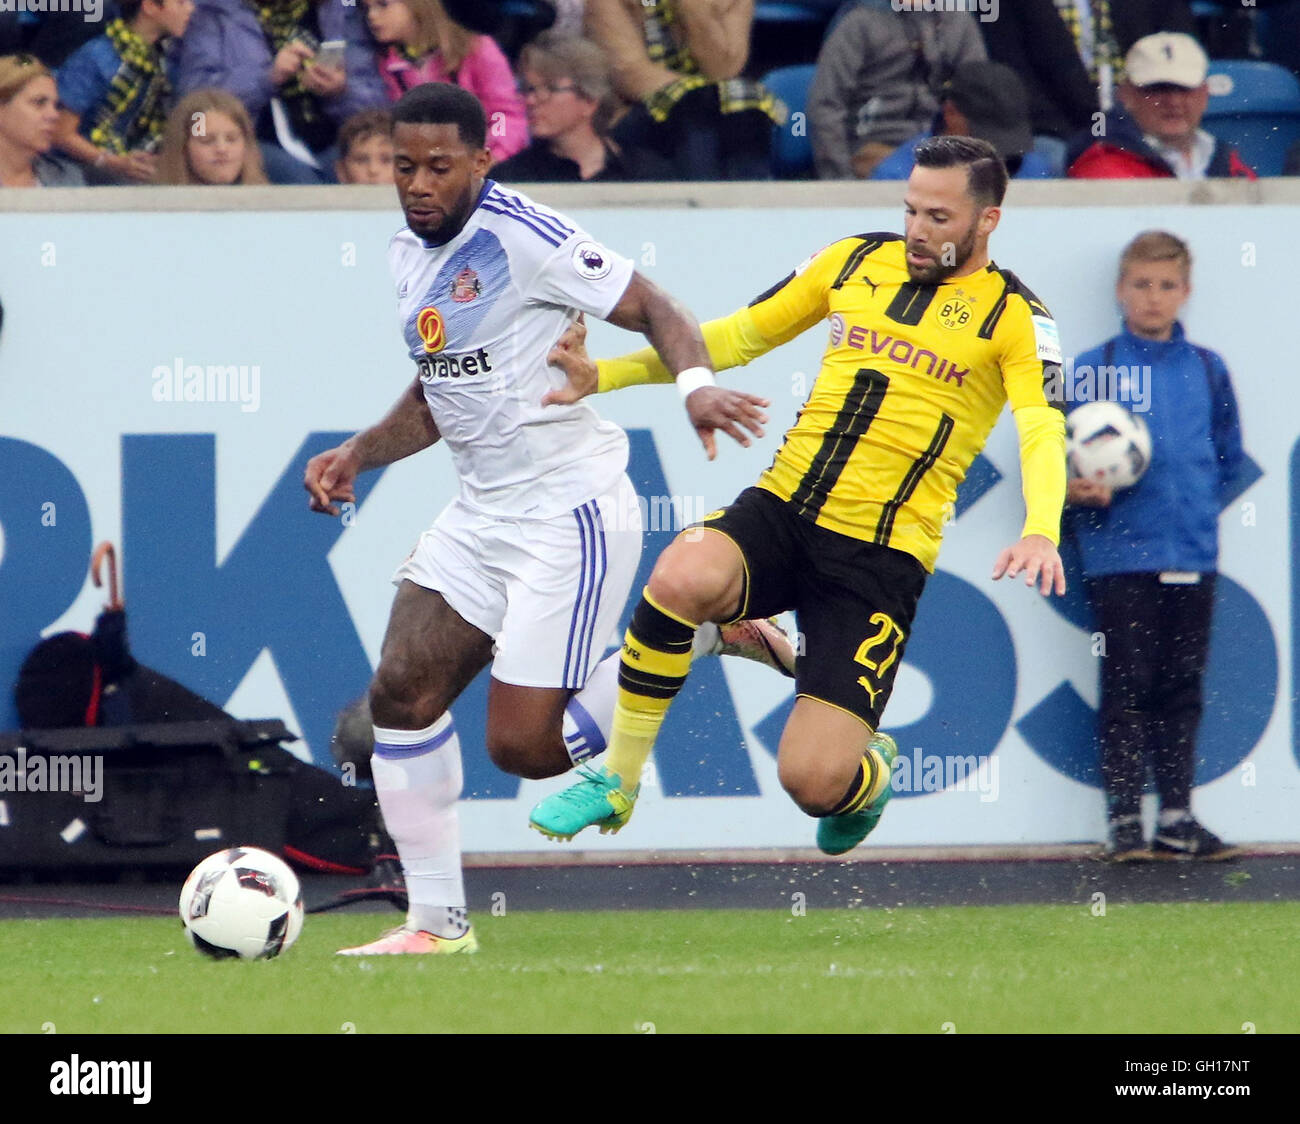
[406,182,476,246]
[906,219,978,284]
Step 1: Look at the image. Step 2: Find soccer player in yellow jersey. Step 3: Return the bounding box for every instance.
[530,136,1069,854]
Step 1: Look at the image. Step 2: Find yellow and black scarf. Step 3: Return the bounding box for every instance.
[639,0,785,126]
[247,0,333,150]
[88,19,170,155]
[1053,0,1123,87]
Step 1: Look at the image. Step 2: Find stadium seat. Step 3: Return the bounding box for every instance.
[1202,60,1300,175]
[762,64,817,178]
[754,0,843,25]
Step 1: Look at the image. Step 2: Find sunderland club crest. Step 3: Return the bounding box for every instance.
[451,267,481,303]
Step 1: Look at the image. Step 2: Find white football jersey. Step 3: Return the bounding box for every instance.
[387,180,636,518]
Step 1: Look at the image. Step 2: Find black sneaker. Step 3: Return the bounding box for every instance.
[1102,820,1149,863]
[1152,818,1240,861]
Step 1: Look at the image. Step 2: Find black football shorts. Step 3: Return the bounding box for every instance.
[691,487,927,730]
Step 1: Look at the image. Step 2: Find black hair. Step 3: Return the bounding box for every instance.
[391,81,487,150]
[120,0,148,21]
[914,135,1009,209]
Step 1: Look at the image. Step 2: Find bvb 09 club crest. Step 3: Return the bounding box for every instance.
[937,297,973,330]
[417,306,446,353]
[451,266,481,303]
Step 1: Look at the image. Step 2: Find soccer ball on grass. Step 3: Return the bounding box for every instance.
[179,846,304,960]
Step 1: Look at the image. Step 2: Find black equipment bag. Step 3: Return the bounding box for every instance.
[0,719,297,875]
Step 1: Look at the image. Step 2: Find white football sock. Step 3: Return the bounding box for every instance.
[563,651,622,766]
[691,621,721,658]
[371,713,469,939]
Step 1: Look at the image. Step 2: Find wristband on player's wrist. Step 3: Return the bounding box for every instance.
[676,366,715,400]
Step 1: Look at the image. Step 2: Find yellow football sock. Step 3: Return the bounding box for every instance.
[827,742,891,816]
[605,592,697,795]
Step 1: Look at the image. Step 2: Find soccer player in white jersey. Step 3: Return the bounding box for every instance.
[304,83,787,955]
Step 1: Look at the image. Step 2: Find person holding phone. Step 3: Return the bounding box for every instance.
[176,0,387,183]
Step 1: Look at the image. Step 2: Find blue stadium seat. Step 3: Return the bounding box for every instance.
[754,0,843,24]
[762,64,817,178]
[1202,61,1300,175]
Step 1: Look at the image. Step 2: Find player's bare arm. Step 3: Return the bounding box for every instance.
[304,377,440,516]
[549,275,771,459]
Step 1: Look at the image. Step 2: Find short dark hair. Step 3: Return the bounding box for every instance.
[120,0,148,20]
[391,82,487,150]
[913,135,1009,208]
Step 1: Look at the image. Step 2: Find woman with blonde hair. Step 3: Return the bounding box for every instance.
[363,0,526,162]
[0,54,85,186]
[156,88,269,184]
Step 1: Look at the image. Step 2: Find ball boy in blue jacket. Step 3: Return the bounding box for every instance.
[1067,230,1243,862]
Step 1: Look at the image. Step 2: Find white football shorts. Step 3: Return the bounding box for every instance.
[393,473,643,689]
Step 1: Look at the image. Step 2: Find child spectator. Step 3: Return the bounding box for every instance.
[54,0,194,185]
[0,54,84,186]
[334,105,393,182]
[363,0,527,164]
[808,1,986,179]
[493,33,665,182]
[176,0,387,184]
[586,0,784,181]
[1066,33,1254,180]
[156,86,268,183]
[1065,230,1243,862]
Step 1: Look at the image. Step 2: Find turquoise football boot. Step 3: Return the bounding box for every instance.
[816,732,898,856]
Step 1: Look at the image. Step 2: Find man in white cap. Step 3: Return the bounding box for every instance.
[1066,31,1255,179]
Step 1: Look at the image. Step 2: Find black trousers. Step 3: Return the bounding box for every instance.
[1084,572,1217,821]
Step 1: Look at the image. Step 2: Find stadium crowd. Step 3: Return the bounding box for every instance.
[2,0,1300,189]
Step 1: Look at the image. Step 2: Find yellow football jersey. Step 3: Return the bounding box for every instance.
[747,234,1065,570]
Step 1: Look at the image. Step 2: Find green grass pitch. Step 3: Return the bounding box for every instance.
[3,902,1297,1034]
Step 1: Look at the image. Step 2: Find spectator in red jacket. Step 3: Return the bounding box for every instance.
[1067,32,1254,180]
